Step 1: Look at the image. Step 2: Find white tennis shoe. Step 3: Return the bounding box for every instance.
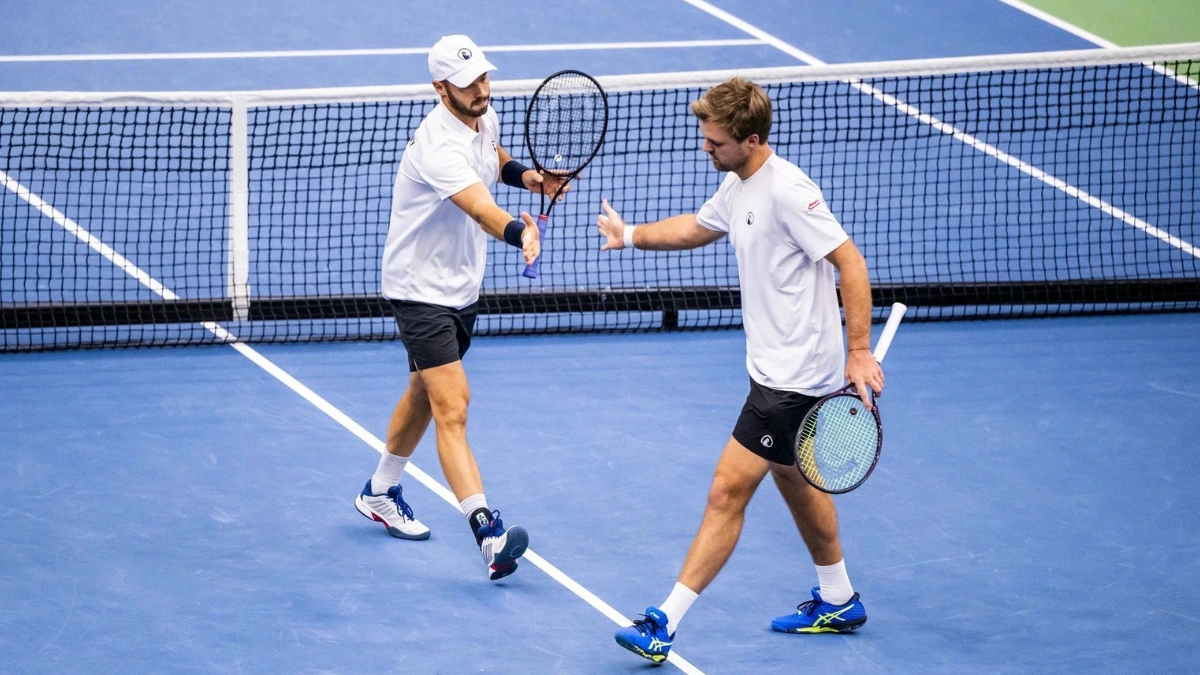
[476,510,528,580]
[355,481,430,540]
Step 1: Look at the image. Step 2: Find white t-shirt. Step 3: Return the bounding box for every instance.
[696,153,850,396]
[382,103,501,309]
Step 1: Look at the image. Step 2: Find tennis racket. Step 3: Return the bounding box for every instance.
[521,70,609,279]
[794,302,908,494]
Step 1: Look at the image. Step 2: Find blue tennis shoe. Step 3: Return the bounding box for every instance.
[614,606,673,664]
[772,587,866,633]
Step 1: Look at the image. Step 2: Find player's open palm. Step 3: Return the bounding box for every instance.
[520,212,540,265]
[597,199,627,250]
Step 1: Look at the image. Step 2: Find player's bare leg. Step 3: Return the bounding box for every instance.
[769,462,842,565]
[616,438,769,662]
[385,371,433,458]
[419,360,527,580]
[768,462,865,634]
[356,371,433,540]
[416,361,483,500]
[677,438,771,593]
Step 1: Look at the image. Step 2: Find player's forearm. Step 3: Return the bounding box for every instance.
[838,252,873,352]
[630,214,712,251]
[472,203,519,241]
[451,184,520,241]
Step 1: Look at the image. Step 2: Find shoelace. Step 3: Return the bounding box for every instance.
[794,599,821,618]
[631,614,664,637]
[480,509,505,537]
[390,489,416,520]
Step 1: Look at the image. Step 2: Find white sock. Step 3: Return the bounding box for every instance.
[459,493,488,516]
[815,559,855,606]
[371,453,410,495]
[659,582,699,635]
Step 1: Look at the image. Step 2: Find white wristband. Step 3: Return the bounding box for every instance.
[623,225,637,249]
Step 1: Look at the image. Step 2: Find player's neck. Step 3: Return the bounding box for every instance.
[734,146,772,181]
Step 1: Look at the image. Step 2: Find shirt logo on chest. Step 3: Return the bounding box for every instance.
[746,211,755,225]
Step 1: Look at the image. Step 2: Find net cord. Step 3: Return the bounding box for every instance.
[1,42,1196,107]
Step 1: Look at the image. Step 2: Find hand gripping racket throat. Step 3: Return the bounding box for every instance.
[794,303,908,494]
[521,70,609,279]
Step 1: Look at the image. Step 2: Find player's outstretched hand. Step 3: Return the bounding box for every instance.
[845,349,884,409]
[520,212,540,265]
[597,199,627,251]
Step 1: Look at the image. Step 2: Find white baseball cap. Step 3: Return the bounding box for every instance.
[428,35,497,88]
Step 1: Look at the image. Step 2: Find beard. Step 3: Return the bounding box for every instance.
[445,89,488,118]
[709,153,745,173]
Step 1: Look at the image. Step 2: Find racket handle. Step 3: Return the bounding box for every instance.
[872,302,908,363]
[521,215,549,279]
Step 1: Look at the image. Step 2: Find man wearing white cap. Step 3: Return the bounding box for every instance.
[354,35,568,581]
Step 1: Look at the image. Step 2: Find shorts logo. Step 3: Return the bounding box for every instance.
[746,212,755,225]
[458,48,474,61]
[491,141,497,152]
[807,199,821,213]
[760,435,774,448]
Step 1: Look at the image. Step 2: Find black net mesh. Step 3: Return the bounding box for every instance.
[2,57,1197,351]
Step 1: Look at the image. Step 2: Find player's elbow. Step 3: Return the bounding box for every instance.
[828,239,867,273]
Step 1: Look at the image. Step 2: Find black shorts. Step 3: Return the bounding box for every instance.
[390,299,478,372]
[732,378,823,465]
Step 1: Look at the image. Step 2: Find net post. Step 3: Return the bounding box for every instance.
[228,97,251,323]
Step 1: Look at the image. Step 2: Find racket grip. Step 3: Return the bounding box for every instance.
[521,215,549,279]
[872,302,908,363]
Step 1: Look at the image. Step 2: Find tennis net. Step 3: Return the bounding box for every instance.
[2,43,1198,351]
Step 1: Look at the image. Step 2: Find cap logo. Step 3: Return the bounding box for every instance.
[458,48,473,61]
[746,212,755,225]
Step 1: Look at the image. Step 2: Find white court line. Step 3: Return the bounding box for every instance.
[0,172,706,675]
[993,0,1118,48]
[0,39,763,63]
[995,0,1199,90]
[679,0,1200,261]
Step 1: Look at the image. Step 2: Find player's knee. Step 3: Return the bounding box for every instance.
[431,394,469,430]
[706,476,752,514]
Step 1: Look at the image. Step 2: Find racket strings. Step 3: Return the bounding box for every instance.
[796,395,879,492]
[527,73,607,176]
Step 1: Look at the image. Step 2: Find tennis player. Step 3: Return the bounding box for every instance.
[354,35,568,581]
[598,78,885,661]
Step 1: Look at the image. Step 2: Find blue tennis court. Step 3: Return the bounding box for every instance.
[2,1,1199,673]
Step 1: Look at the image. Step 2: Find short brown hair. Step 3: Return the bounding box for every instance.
[690,78,772,143]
